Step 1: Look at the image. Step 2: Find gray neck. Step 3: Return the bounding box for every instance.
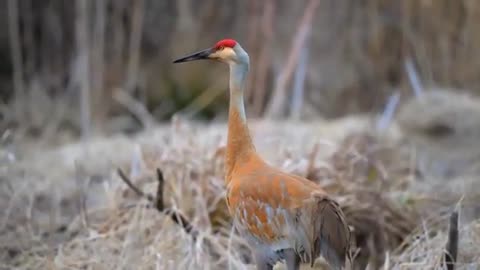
[229,60,249,121]
[225,51,255,180]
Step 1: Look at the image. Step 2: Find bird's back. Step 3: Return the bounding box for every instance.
[226,155,350,269]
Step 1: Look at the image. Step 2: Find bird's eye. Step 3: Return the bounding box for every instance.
[218,46,224,51]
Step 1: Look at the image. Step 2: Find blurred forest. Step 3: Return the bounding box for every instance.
[3,1,480,269]
[1,0,480,141]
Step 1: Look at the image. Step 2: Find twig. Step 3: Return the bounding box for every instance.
[265,0,320,119]
[164,208,195,236]
[175,82,225,119]
[155,169,165,211]
[289,39,310,120]
[376,92,401,132]
[306,143,319,179]
[113,89,156,129]
[404,57,423,98]
[117,168,154,202]
[75,161,90,228]
[443,210,459,270]
[116,168,197,239]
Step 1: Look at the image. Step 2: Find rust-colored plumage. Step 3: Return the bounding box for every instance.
[174,39,350,270]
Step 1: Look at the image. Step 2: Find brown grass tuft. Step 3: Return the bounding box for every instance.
[2,118,480,269]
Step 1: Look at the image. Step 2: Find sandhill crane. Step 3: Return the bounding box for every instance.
[173,39,350,270]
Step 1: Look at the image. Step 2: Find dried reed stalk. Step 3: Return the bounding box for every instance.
[265,0,320,119]
[75,0,92,140]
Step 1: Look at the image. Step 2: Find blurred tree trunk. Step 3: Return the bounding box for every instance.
[7,0,26,123]
[74,0,91,139]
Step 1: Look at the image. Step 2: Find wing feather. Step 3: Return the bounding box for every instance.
[309,194,351,269]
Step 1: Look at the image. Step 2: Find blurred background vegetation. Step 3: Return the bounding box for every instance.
[3,2,480,268]
[1,0,480,143]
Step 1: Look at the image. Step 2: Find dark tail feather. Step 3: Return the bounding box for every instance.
[313,197,351,270]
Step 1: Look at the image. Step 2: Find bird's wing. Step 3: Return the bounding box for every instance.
[300,193,351,269]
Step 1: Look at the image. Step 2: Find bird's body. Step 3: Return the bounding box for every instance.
[227,161,349,269]
[174,39,350,270]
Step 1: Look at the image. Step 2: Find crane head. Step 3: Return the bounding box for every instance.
[173,39,248,65]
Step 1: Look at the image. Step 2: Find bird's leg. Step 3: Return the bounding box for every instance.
[284,249,301,270]
[254,252,274,270]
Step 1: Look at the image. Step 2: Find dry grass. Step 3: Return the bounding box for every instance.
[391,214,480,270]
[2,116,480,270]
[3,2,480,269]
[397,88,480,179]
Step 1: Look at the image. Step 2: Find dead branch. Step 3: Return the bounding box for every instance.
[175,82,225,118]
[264,0,320,119]
[117,168,154,202]
[113,89,156,129]
[155,168,165,210]
[376,92,401,132]
[289,40,309,120]
[404,57,424,98]
[116,168,197,239]
[74,161,90,228]
[306,143,319,179]
[443,210,459,270]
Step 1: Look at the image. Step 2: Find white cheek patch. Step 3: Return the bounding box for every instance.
[211,48,235,61]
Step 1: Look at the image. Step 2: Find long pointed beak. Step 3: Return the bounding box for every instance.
[173,47,214,63]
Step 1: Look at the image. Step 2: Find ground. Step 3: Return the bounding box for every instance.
[1,116,479,269]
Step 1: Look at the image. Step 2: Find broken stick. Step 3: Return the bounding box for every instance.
[443,210,459,270]
[116,168,197,239]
